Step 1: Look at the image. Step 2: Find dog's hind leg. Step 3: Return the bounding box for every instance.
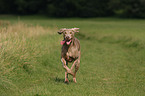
[71,52,81,83]
[70,59,80,83]
[65,71,69,83]
[73,59,80,83]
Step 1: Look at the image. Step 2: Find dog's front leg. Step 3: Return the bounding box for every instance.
[61,58,74,76]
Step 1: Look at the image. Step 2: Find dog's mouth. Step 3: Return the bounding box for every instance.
[66,39,72,45]
[61,39,72,45]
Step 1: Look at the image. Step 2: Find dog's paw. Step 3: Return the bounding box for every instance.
[73,78,77,83]
[64,81,69,83]
[64,78,69,84]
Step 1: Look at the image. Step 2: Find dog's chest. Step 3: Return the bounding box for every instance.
[66,46,79,58]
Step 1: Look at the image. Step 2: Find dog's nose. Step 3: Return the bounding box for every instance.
[65,36,70,39]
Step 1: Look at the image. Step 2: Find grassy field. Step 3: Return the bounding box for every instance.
[0,15,145,96]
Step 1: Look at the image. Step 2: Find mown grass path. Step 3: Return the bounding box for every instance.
[0,16,144,96]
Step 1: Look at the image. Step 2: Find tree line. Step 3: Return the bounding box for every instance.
[0,0,145,18]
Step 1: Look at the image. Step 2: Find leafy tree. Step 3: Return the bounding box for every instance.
[0,0,145,18]
[109,0,145,18]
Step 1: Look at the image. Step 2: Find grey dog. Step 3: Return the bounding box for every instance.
[58,28,81,83]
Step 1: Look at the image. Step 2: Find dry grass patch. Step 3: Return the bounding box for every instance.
[0,21,58,94]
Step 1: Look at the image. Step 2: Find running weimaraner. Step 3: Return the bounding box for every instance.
[58,28,81,83]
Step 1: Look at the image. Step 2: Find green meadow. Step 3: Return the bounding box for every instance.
[0,16,145,96]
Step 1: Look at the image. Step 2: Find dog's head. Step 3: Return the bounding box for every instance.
[58,28,79,45]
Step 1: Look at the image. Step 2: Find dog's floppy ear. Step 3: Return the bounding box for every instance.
[58,28,66,34]
[72,28,79,33]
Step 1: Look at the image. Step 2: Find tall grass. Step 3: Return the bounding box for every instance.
[0,21,60,95]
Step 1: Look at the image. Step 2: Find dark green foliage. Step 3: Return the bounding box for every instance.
[109,0,145,18]
[0,0,145,18]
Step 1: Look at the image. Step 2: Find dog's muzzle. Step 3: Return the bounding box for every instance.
[61,38,72,45]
